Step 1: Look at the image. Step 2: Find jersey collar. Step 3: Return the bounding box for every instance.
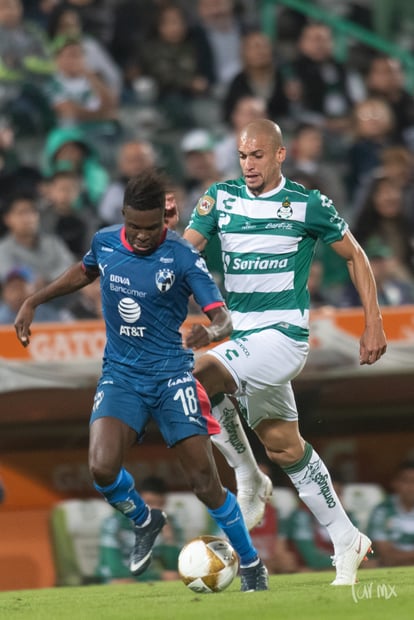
[245,175,286,199]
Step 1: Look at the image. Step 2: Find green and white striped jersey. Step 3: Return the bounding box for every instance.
[367,495,414,551]
[187,176,348,341]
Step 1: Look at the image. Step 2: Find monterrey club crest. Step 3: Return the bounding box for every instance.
[196,194,215,215]
[156,268,175,292]
[277,197,293,219]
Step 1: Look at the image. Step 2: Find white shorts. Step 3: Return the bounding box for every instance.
[206,328,309,429]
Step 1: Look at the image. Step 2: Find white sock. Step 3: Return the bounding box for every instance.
[211,395,262,489]
[284,442,357,553]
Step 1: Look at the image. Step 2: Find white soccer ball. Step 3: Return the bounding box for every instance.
[178,535,239,594]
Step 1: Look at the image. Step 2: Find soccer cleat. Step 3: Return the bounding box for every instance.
[237,472,273,530]
[240,560,269,592]
[129,508,167,576]
[331,531,373,585]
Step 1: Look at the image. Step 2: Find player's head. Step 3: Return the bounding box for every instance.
[392,460,414,508]
[139,476,169,510]
[238,119,286,196]
[122,169,167,255]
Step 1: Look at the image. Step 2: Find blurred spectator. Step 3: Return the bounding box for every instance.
[307,259,333,309]
[45,34,119,135]
[287,474,361,571]
[193,0,251,98]
[364,54,414,148]
[98,140,157,226]
[95,476,182,583]
[345,97,397,204]
[214,94,267,179]
[0,118,19,179]
[380,146,414,230]
[40,169,97,258]
[42,125,109,208]
[0,0,55,136]
[46,2,122,100]
[367,460,414,567]
[282,22,364,137]
[61,0,115,47]
[0,117,45,206]
[20,0,59,29]
[108,0,162,82]
[0,266,63,323]
[340,237,414,307]
[180,128,223,224]
[222,30,290,125]
[283,122,347,213]
[0,191,74,287]
[136,2,211,129]
[352,172,414,281]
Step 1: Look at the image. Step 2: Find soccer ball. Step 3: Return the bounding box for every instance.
[178,535,239,593]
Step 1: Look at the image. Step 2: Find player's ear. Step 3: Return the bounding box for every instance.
[277,146,287,163]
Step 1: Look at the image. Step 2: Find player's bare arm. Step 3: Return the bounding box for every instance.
[183,228,208,252]
[14,262,98,347]
[184,305,232,350]
[330,230,387,365]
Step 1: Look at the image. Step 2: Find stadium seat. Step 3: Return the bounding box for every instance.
[342,483,385,530]
[50,498,114,586]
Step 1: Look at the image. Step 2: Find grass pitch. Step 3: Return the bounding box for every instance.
[1,567,413,620]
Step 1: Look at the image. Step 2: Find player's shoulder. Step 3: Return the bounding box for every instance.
[93,224,122,241]
[165,229,199,256]
[283,178,330,211]
[202,176,245,197]
[283,177,316,199]
[91,224,123,249]
[194,177,245,216]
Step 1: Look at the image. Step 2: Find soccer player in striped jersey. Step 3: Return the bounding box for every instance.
[184,119,387,585]
[14,169,268,592]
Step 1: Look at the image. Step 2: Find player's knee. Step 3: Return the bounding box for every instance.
[193,357,235,397]
[188,470,221,506]
[265,442,305,467]
[89,457,118,487]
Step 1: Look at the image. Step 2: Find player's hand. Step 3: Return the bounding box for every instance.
[184,323,214,350]
[164,205,179,230]
[359,319,387,365]
[14,301,35,347]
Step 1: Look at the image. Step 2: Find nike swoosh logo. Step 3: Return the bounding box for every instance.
[355,535,362,554]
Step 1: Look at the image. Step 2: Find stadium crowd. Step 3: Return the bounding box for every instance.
[1,0,414,320]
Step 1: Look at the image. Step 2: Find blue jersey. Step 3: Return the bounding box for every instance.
[82,225,224,379]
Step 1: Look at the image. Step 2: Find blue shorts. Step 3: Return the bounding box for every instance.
[90,368,220,447]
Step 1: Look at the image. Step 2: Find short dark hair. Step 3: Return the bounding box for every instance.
[123,169,166,212]
[2,191,38,216]
[396,460,414,475]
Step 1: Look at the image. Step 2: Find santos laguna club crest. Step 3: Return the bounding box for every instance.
[156,268,175,292]
[277,197,293,219]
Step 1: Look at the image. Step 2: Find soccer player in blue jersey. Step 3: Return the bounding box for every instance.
[14,169,268,592]
[184,119,388,586]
